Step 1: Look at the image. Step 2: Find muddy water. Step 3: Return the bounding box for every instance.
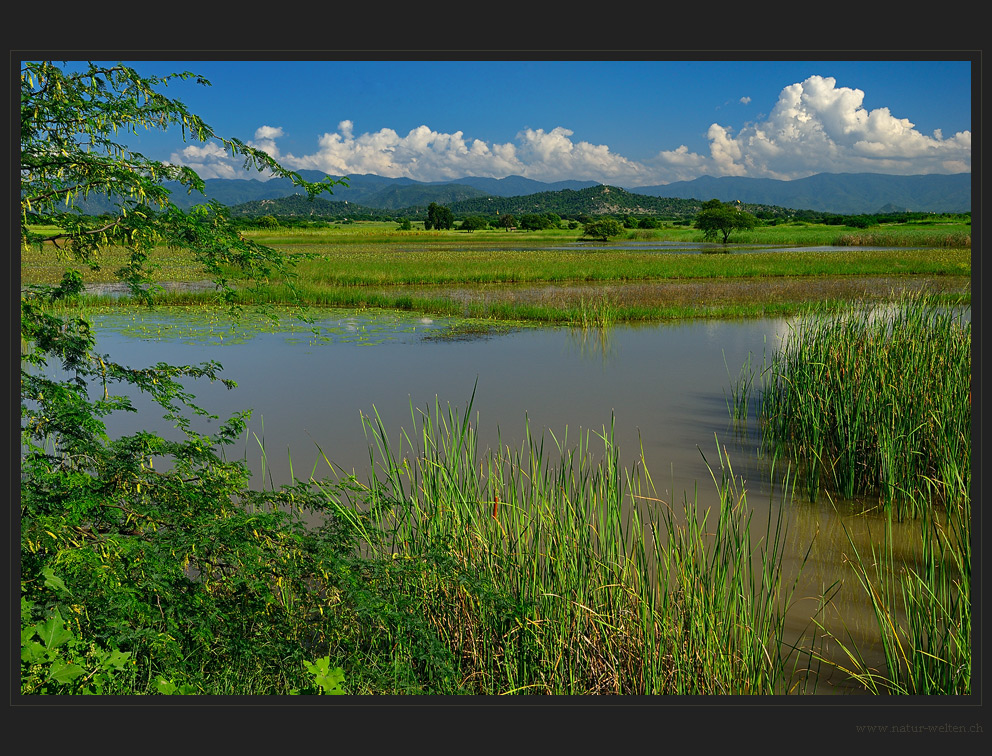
[80,306,957,694]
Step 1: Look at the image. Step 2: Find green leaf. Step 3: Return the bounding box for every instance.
[104,648,132,671]
[305,657,347,694]
[48,660,85,685]
[21,640,47,663]
[35,612,74,650]
[42,566,68,594]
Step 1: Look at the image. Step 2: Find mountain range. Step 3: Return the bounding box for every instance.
[627,172,971,215]
[76,170,970,217]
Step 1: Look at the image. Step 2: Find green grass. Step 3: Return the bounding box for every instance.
[727,292,972,695]
[751,293,971,513]
[275,246,970,287]
[238,218,971,249]
[22,222,971,287]
[713,221,970,248]
[811,494,970,694]
[22,221,971,325]
[306,397,810,694]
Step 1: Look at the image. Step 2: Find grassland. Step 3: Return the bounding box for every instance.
[21,220,972,325]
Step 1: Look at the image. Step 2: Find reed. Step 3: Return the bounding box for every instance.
[756,293,970,513]
[811,494,970,694]
[312,396,808,694]
[834,230,971,247]
[575,295,620,329]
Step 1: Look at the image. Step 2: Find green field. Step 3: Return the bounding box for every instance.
[21,221,972,324]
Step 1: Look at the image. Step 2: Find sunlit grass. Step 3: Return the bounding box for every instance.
[275,247,970,287]
[753,293,971,513]
[309,398,809,694]
[811,494,970,694]
[22,223,972,289]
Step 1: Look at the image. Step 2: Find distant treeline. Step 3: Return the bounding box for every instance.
[221,186,971,227]
[27,184,971,231]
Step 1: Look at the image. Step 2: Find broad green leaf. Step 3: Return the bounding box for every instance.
[48,660,85,685]
[35,612,74,650]
[21,641,47,663]
[104,648,132,670]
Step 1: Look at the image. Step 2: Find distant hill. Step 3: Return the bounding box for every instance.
[356,182,491,210]
[447,175,600,196]
[66,170,970,217]
[626,172,971,214]
[448,185,707,219]
[158,172,599,212]
[230,195,386,220]
[229,184,784,222]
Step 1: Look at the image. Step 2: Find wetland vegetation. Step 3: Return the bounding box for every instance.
[21,220,972,696]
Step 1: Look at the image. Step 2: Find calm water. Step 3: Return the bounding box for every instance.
[87,309,786,493]
[64,306,955,692]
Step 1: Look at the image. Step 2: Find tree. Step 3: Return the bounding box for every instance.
[499,213,516,231]
[580,218,625,241]
[459,215,488,232]
[518,213,553,230]
[19,61,354,692]
[694,199,758,243]
[424,201,454,230]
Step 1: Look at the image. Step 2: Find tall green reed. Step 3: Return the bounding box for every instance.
[314,395,810,694]
[811,491,970,694]
[756,293,970,513]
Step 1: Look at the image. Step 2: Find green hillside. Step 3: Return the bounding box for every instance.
[227,184,807,222]
[449,185,703,219]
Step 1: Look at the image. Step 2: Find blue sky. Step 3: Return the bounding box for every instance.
[84,58,972,186]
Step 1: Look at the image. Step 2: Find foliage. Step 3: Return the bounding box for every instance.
[19,60,358,693]
[424,201,454,230]
[694,199,758,243]
[580,217,625,241]
[517,212,558,230]
[458,215,489,231]
[21,568,133,694]
[299,657,348,695]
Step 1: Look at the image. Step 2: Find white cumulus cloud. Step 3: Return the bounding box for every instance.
[260,122,648,184]
[700,75,971,179]
[168,74,969,185]
[169,143,243,179]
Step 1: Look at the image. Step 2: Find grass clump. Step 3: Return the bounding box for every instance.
[308,398,807,695]
[754,293,970,512]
